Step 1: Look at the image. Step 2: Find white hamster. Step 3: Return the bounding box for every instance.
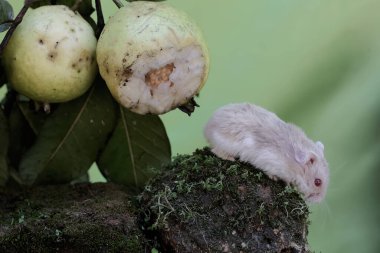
[204,103,329,203]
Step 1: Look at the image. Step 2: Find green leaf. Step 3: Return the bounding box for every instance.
[17,101,49,135]
[0,65,5,88]
[58,0,94,17]
[71,172,89,184]
[19,78,117,185]
[30,0,50,9]
[0,109,9,185]
[97,107,171,192]
[8,101,37,171]
[0,0,13,33]
[127,0,166,2]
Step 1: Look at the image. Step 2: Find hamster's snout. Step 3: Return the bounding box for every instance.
[307,193,323,203]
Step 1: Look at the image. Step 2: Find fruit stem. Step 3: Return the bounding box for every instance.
[178,98,200,116]
[71,0,83,11]
[95,0,104,38]
[112,0,124,8]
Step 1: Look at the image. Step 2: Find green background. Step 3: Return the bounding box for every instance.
[2,0,380,252]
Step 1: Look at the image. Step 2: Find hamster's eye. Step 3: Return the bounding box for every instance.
[309,158,315,165]
[314,178,322,187]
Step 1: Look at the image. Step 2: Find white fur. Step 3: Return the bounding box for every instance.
[204,103,329,203]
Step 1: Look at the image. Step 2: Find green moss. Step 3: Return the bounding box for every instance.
[0,183,149,252]
[0,149,311,253]
[140,147,310,252]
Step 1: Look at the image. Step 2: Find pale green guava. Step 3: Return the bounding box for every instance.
[2,5,97,103]
[97,1,209,115]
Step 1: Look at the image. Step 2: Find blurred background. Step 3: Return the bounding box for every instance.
[3,0,380,252]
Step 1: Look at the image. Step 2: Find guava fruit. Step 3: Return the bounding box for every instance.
[2,5,97,103]
[96,1,209,115]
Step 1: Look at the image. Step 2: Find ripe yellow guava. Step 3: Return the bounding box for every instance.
[2,5,97,103]
[96,1,209,115]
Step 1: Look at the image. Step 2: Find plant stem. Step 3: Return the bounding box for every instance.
[0,7,28,56]
[0,0,43,56]
[113,0,124,8]
[71,0,83,11]
[95,0,104,38]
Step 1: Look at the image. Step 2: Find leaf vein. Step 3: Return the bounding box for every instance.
[121,107,138,186]
[44,86,95,168]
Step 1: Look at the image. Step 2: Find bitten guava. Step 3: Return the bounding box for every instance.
[2,5,97,103]
[96,1,209,115]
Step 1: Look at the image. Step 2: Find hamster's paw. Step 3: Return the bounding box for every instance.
[211,147,236,161]
[268,174,279,181]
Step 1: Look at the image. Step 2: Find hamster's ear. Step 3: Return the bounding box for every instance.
[295,150,317,169]
[295,150,306,165]
[316,141,324,152]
